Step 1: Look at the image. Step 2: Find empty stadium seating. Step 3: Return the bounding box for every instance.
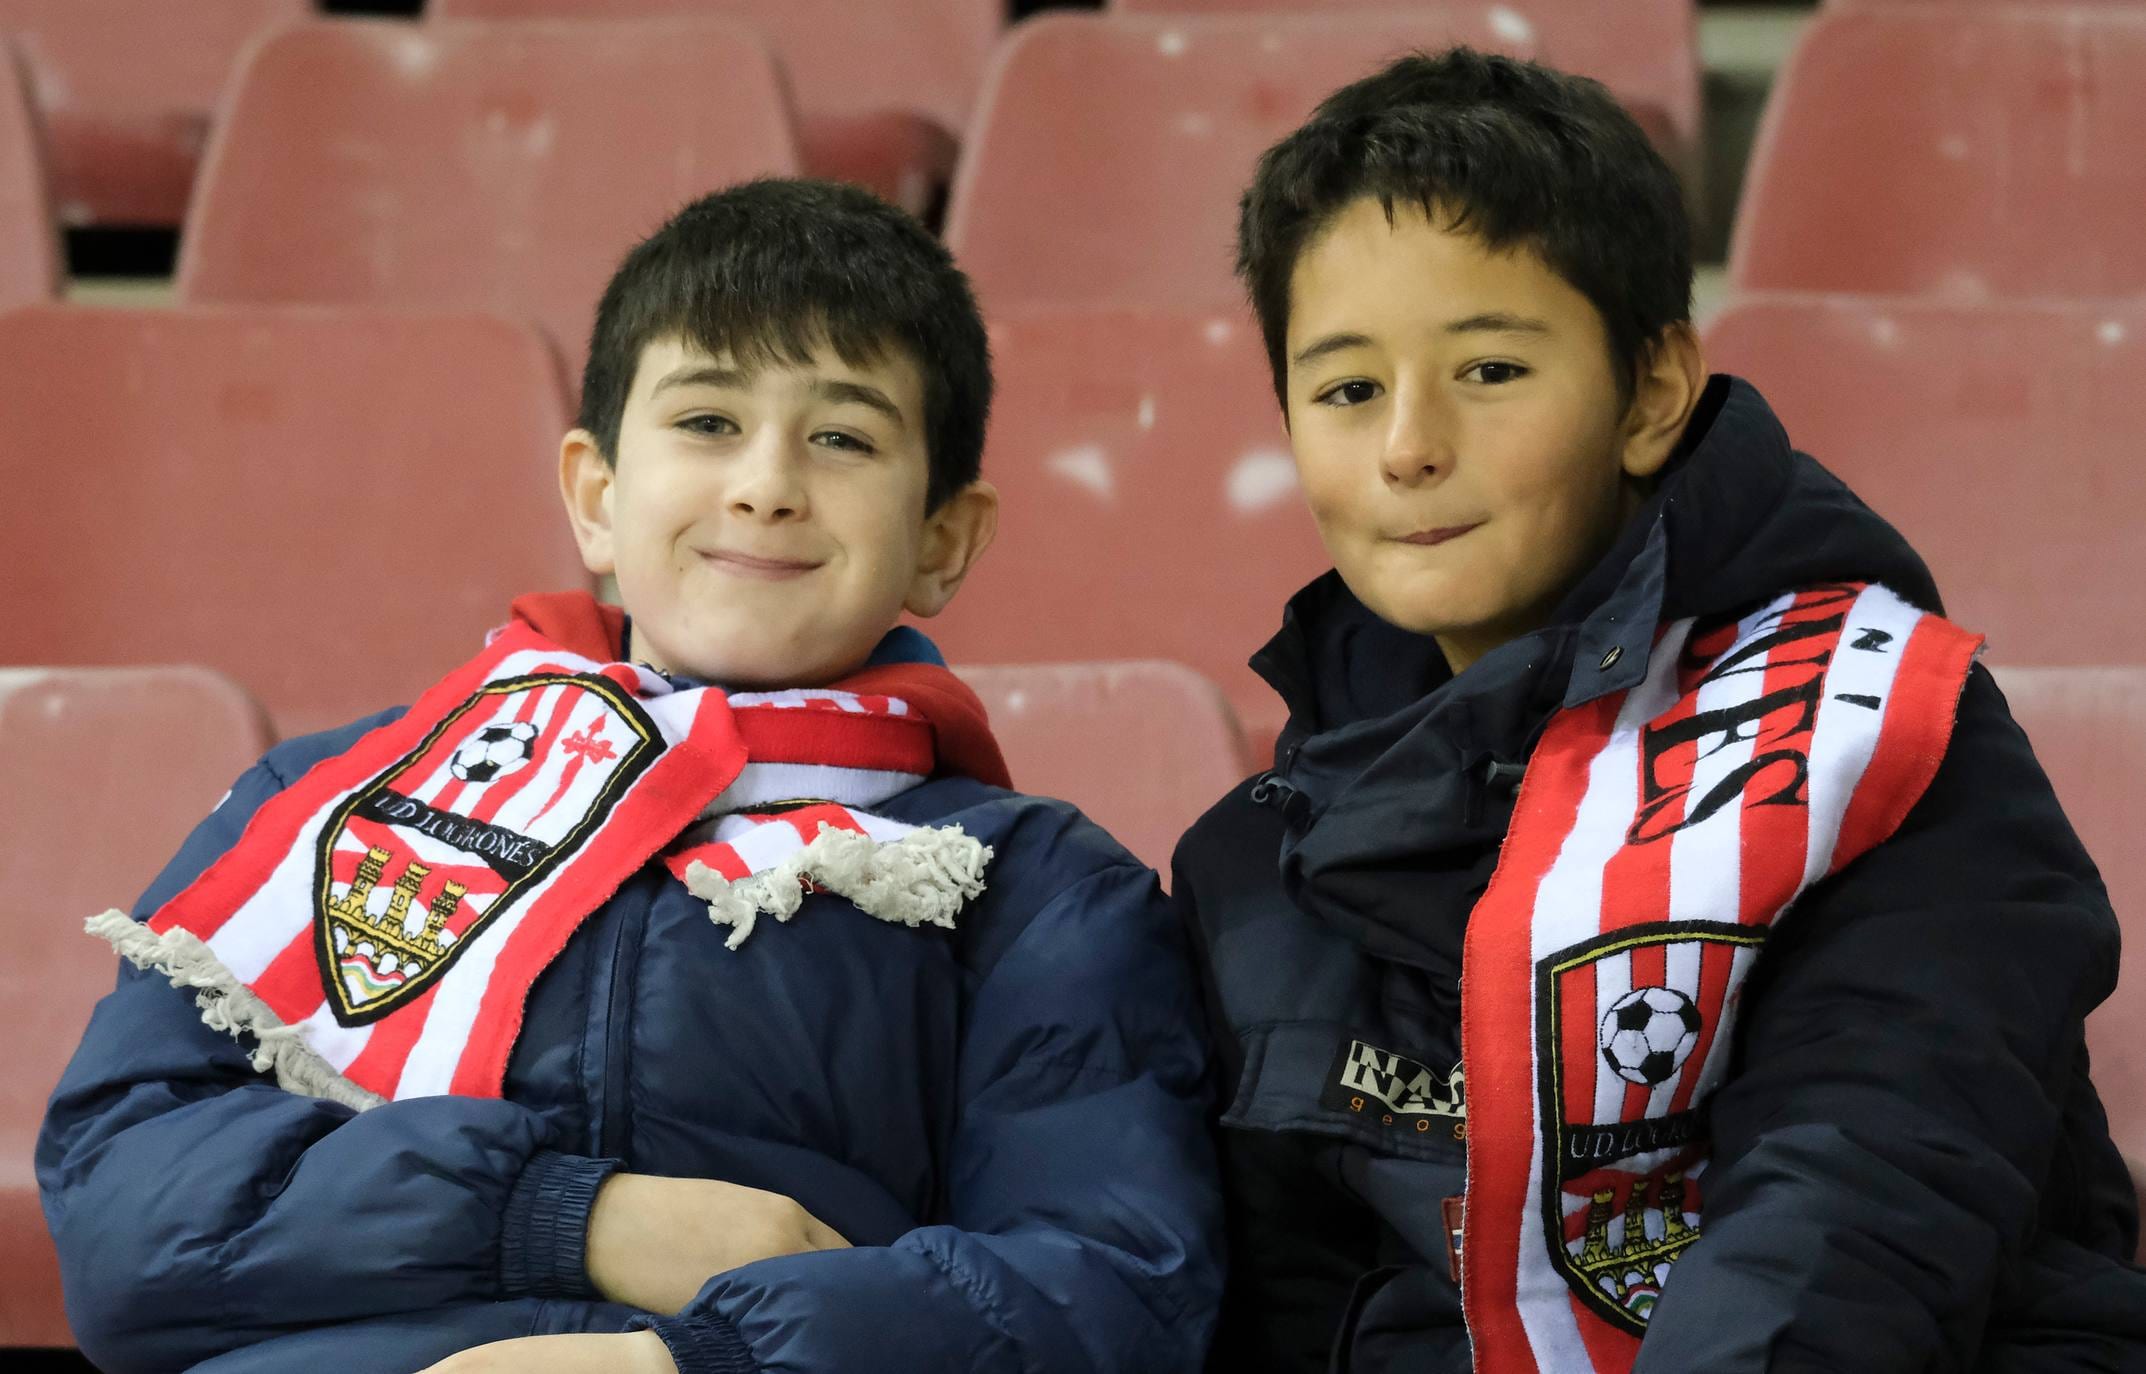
[429,0,1002,216]
[0,0,307,225]
[1107,0,1701,179]
[958,661,1249,874]
[0,304,585,739]
[0,36,56,309]
[945,10,1538,314]
[925,309,1326,756]
[1730,6,2146,298]
[176,19,801,373]
[1705,295,2146,665]
[0,665,272,1348]
[1993,665,2146,1257]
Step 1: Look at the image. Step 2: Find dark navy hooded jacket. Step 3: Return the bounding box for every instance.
[1176,378,2146,1373]
[37,633,1224,1374]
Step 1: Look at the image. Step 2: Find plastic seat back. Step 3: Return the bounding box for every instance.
[1731,7,2146,297]
[432,0,999,137]
[0,666,271,1347]
[924,309,1325,754]
[0,35,56,306]
[0,304,584,740]
[946,10,1537,313]
[958,661,1248,877]
[1706,295,2146,664]
[0,0,307,224]
[176,19,800,370]
[1107,0,1699,174]
[1992,666,2146,1232]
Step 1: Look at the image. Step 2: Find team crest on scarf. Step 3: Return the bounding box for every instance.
[317,674,660,1022]
[1459,583,1981,1374]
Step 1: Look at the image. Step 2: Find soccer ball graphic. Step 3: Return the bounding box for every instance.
[450,720,540,784]
[1599,986,1702,1088]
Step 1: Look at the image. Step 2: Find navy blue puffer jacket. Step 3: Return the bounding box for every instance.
[38,694,1223,1373]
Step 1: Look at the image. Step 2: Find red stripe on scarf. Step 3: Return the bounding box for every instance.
[1829,617,1979,877]
[1461,691,1623,1374]
[731,708,937,774]
[343,983,443,1096]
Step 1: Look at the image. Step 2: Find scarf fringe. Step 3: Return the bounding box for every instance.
[84,910,385,1112]
[684,822,992,951]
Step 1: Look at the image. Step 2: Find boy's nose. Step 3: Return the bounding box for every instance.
[725,436,809,521]
[1380,390,1454,488]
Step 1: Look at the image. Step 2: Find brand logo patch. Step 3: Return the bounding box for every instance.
[312,673,658,1024]
[1321,1037,1466,1137]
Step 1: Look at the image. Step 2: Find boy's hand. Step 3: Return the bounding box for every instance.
[418,1330,675,1374]
[585,1171,850,1314]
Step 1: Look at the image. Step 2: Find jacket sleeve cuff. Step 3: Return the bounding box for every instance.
[497,1149,621,1300]
[633,1311,760,1374]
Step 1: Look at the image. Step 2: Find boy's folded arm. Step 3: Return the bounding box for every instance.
[37,745,614,1373]
[639,858,1226,1374]
[1633,668,2120,1374]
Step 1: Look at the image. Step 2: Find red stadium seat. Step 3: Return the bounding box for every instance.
[0,666,271,1347]
[1730,7,2146,298]
[958,661,1249,875]
[175,19,800,372]
[1107,0,1700,181]
[1705,295,2146,665]
[926,309,1326,756]
[0,304,585,740]
[0,36,56,308]
[1992,665,2146,1257]
[945,10,1539,314]
[0,0,307,226]
[429,0,998,218]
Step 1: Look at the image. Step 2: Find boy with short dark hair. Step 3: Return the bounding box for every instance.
[1176,50,2146,1373]
[40,178,1222,1374]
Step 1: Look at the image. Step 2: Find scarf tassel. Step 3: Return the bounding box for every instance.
[84,911,388,1112]
[684,822,992,951]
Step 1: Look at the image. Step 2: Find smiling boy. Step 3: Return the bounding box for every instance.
[40,179,1221,1374]
[1175,51,2146,1373]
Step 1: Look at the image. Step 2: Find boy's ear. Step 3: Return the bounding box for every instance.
[559,428,619,577]
[905,480,1000,619]
[1618,322,1706,482]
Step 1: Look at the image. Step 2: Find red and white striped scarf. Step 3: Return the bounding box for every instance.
[88,593,1009,1112]
[1459,583,1981,1372]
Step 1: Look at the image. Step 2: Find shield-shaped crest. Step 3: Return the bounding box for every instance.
[1533,920,1765,1331]
[312,673,659,1024]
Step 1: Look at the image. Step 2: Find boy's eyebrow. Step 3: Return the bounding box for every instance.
[647,367,905,428]
[810,378,906,429]
[650,364,751,396]
[1290,332,1375,370]
[1445,312,1552,336]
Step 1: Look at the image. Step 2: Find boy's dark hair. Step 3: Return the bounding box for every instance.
[1237,49,1691,411]
[578,178,991,511]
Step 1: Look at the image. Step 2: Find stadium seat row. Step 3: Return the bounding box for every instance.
[0,6,2138,328]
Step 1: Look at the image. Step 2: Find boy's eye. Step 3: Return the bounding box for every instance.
[676,414,737,437]
[812,430,877,455]
[1463,361,1530,385]
[1313,379,1381,408]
